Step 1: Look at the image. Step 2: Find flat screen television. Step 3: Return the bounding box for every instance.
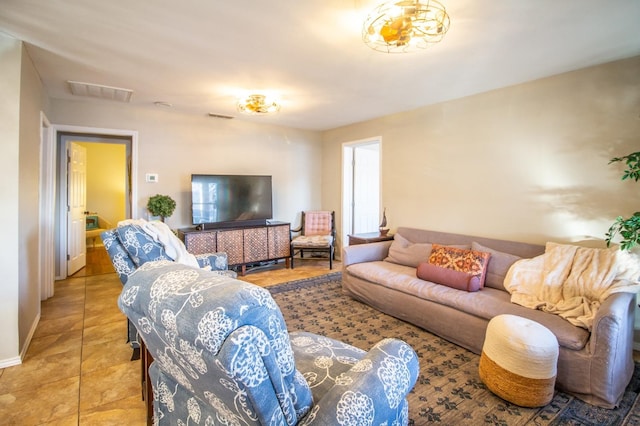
[191,174,273,229]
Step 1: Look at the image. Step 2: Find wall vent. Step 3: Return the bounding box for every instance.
[208,113,234,119]
[67,81,133,102]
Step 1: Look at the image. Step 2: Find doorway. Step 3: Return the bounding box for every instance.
[53,126,138,280]
[342,138,381,245]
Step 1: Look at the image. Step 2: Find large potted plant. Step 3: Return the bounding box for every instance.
[605,151,640,251]
[147,194,176,222]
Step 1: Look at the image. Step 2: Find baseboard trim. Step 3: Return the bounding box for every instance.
[0,313,40,368]
[19,311,40,362]
[0,356,22,368]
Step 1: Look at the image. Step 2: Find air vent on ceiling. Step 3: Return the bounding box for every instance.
[208,113,234,119]
[67,80,133,102]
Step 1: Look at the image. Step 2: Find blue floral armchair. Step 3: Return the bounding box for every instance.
[101,223,236,359]
[119,261,419,425]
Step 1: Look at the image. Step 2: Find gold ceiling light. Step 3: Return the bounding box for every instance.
[363,0,450,53]
[237,94,281,115]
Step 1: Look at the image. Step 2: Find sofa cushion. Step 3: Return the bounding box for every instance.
[471,241,522,291]
[292,235,333,247]
[428,244,491,288]
[416,262,482,292]
[384,233,433,267]
[346,261,589,351]
[385,234,471,268]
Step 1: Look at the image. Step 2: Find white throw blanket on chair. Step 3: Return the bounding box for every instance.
[504,242,640,330]
[118,218,202,269]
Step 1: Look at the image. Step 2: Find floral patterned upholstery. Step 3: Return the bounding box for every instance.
[101,224,236,358]
[119,261,419,425]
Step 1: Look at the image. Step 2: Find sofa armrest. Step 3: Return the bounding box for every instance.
[303,338,419,425]
[341,240,392,267]
[589,291,636,355]
[582,291,637,407]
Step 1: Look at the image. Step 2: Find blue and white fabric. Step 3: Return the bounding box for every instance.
[118,261,419,425]
[101,224,236,355]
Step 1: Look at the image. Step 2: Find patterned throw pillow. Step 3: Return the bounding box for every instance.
[428,244,491,288]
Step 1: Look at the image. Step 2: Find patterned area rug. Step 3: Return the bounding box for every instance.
[269,273,640,426]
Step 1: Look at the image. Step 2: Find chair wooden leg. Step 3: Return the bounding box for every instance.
[140,339,154,426]
[329,247,333,270]
[290,247,295,269]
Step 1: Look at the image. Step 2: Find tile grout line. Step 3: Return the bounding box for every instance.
[77,274,87,424]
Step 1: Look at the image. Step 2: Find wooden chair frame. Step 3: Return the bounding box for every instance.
[290,211,336,269]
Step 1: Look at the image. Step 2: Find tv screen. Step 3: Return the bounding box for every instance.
[191,174,273,227]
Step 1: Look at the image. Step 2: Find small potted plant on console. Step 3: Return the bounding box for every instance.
[147,194,176,223]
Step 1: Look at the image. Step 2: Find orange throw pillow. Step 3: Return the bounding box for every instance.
[427,244,491,289]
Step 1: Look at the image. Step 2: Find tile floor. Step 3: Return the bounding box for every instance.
[0,247,338,425]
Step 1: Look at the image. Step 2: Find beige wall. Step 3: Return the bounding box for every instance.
[0,34,48,364]
[78,142,127,229]
[49,100,324,230]
[0,34,22,363]
[323,56,640,248]
[18,42,47,360]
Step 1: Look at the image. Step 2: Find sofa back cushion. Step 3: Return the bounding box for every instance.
[471,241,522,291]
[392,228,545,292]
[385,233,433,267]
[396,228,544,258]
[385,233,472,268]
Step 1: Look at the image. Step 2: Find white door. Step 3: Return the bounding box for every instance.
[67,142,87,275]
[352,145,380,233]
[342,139,381,244]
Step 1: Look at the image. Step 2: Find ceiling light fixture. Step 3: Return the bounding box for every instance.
[363,0,450,53]
[237,94,281,115]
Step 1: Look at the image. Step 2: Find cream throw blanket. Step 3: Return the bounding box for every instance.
[118,218,203,269]
[504,242,640,330]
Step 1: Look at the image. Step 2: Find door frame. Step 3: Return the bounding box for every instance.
[39,112,55,300]
[341,136,382,246]
[52,125,138,279]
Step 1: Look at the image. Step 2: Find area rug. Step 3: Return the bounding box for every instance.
[269,273,640,426]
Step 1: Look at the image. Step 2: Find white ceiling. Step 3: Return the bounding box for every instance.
[1,0,639,131]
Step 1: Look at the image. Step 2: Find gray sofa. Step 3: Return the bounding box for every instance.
[342,227,637,409]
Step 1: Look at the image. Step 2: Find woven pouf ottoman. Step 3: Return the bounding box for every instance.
[479,314,559,407]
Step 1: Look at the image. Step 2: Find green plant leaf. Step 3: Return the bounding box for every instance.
[607,151,639,251]
[606,212,640,251]
[147,194,176,219]
[609,151,640,182]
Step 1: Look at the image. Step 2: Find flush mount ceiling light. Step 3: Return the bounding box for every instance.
[237,94,281,115]
[363,0,450,53]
